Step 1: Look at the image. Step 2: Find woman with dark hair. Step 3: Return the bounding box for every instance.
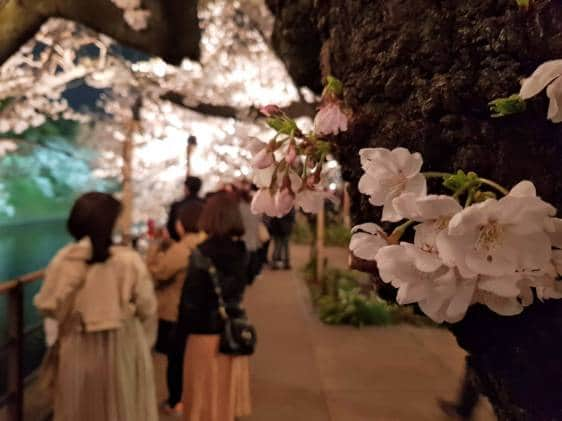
[34,192,158,421]
[146,201,206,416]
[178,192,252,421]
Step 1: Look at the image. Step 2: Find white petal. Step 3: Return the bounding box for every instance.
[392,193,422,220]
[404,173,427,197]
[396,282,430,305]
[519,60,562,100]
[477,293,523,316]
[381,193,404,222]
[448,200,495,236]
[509,180,536,197]
[478,275,521,298]
[253,165,275,188]
[552,250,562,275]
[546,76,562,123]
[349,232,387,261]
[358,174,386,205]
[390,148,423,178]
[351,223,384,235]
[445,279,476,323]
[416,195,462,220]
[550,218,562,249]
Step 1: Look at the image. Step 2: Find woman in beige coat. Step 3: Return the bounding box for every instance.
[34,192,158,421]
[146,201,206,415]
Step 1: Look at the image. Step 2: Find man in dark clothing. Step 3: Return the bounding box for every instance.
[269,209,295,270]
[166,176,204,241]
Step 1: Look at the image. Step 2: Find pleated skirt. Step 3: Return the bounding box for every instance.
[54,318,158,421]
[183,334,252,421]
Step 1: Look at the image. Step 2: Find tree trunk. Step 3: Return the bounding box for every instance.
[267,0,562,419]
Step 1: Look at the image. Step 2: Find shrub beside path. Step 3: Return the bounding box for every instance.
[156,244,495,421]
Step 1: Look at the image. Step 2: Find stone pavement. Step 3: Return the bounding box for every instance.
[156,244,495,421]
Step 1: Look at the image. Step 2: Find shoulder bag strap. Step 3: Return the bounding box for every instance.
[192,248,229,321]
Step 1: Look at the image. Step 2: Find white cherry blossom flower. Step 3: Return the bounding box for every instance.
[314,102,348,136]
[349,223,388,261]
[358,147,427,222]
[520,60,562,123]
[437,181,555,278]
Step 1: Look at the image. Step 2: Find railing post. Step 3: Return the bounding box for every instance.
[7,282,24,421]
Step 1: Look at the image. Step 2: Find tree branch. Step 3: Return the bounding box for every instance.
[160,90,316,121]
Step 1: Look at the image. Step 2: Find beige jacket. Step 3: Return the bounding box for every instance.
[146,232,206,322]
[34,239,157,340]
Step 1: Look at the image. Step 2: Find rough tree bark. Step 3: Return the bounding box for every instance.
[267,0,562,419]
[0,0,200,65]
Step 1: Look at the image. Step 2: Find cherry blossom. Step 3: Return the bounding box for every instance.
[520,60,562,123]
[438,181,555,278]
[354,145,562,323]
[358,147,427,222]
[314,102,348,136]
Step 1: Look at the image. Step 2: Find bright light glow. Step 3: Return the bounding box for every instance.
[329,183,337,191]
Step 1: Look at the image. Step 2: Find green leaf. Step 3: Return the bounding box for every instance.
[489,94,526,118]
[325,76,344,97]
[266,117,298,135]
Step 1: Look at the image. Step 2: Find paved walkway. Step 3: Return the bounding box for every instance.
[156,245,495,421]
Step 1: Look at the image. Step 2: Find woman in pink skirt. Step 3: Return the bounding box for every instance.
[177,192,252,421]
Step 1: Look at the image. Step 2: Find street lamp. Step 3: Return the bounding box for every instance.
[186,135,197,177]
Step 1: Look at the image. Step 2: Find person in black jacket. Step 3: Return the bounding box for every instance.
[177,192,252,420]
[269,209,295,270]
[166,176,204,241]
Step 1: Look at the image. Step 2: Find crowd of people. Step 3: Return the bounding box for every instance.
[33,175,296,421]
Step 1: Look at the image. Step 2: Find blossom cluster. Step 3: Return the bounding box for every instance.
[250,76,349,217]
[350,147,562,323]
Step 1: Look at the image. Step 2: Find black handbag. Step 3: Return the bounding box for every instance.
[194,250,257,356]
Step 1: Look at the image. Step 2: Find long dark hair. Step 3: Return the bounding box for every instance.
[67,192,122,264]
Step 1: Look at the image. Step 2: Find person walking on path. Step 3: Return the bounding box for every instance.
[177,192,253,421]
[167,176,204,241]
[269,209,295,270]
[146,202,206,416]
[34,192,158,421]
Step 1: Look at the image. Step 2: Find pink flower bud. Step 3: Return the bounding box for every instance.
[285,143,297,165]
[260,104,282,117]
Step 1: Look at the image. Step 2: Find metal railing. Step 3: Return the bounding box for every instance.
[0,270,44,421]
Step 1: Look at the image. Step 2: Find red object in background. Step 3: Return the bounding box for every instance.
[147,219,156,238]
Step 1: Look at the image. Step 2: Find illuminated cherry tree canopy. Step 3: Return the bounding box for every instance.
[0,0,325,223]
